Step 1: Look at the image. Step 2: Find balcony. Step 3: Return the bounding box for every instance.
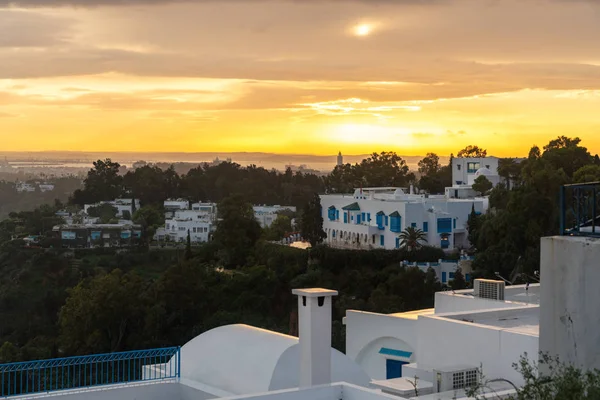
[0,347,180,398]
[560,182,600,238]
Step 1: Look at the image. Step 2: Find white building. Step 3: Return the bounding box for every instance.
[38,183,55,192]
[164,217,211,243]
[16,182,36,192]
[84,198,140,218]
[345,280,539,386]
[337,151,344,167]
[191,202,218,222]
[254,205,297,228]
[320,188,485,251]
[452,157,500,187]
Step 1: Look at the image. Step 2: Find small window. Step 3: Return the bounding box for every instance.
[411,222,417,228]
[423,222,429,232]
[457,165,461,170]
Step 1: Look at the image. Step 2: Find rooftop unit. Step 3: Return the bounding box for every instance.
[474,279,505,301]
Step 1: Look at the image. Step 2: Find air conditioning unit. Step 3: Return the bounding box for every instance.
[474,279,505,301]
[433,366,479,393]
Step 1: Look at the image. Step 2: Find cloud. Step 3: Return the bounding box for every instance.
[0,0,441,6]
[0,10,74,47]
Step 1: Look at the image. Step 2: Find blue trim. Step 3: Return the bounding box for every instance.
[423,221,429,232]
[379,347,413,359]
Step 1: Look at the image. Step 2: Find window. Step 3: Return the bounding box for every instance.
[385,216,389,226]
[395,237,400,249]
[467,162,480,174]
[361,212,366,221]
[442,271,447,283]
[449,272,455,279]
[423,222,429,232]
[357,214,362,224]
[376,212,385,229]
[327,207,337,221]
[193,227,196,233]
[380,235,385,247]
[336,210,340,220]
[344,213,348,223]
[437,218,452,233]
[453,219,457,229]
[390,214,401,233]
[441,236,450,249]
[367,213,371,222]
[457,164,461,170]
[411,222,417,228]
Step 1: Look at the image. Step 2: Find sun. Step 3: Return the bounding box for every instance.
[354,24,373,37]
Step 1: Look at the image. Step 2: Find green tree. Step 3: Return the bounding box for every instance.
[467,203,482,247]
[542,136,592,179]
[450,268,467,290]
[398,226,428,251]
[87,203,118,224]
[472,175,493,196]
[264,214,293,241]
[573,164,600,183]
[185,230,192,260]
[133,206,164,240]
[299,193,326,247]
[498,158,521,189]
[58,269,147,354]
[213,195,262,268]
[418,153,441,175]
[457,145,487,158]
[72,159,123,205]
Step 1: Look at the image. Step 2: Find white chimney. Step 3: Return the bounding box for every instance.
[292,288,338,388]
[410,184,414,194]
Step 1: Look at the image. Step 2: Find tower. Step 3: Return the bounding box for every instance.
[337,151,343,167]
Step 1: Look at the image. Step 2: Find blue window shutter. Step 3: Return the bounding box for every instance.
[367,213,371,221]
[344,213,348,223]
[362,212,365,221]
[385,216,389,226]
[442,272,447,283]
[453,219,456,229]
[423,222,429,232]
[336,210,340,219]
[395,237,400,249]
[411,222,417,228]
[380,235,385,246]
[437,218,452,233]
[357,215,361,224]
[465,273,471,282]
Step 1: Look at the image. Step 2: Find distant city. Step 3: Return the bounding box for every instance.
[0,151,447,177]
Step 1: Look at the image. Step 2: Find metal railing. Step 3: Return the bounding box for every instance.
[560,182,600,237]
[0,347,180,398]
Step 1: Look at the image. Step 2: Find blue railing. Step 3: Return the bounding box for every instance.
[0,347,180,398]
[560,182,600,237]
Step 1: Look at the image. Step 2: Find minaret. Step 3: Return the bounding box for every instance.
[337,151,343,167]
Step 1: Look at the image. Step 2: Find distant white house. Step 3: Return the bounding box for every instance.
[84,198,140,218]
[253,205,297,228]
[320,188,486,251]
[38,183,55,192]
[452,156,501,187]
[16,182,36,192]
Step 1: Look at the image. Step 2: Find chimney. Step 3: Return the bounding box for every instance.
[409,184,414,194]
[292,288,338,388]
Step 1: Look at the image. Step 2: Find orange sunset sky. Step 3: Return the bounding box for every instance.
[1,0,600,157]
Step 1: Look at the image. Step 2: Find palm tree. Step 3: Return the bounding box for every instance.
[398,226,428,251]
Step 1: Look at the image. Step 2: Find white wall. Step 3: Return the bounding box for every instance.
[540,236,600,371]
[452,157,500,186]
[416,314,538,386]
[345,311,418,380]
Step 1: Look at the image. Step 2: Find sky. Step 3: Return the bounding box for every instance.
[1,0,600,157]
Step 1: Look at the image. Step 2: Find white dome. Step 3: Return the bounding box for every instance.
[475,167,494,177]
[179,324,369,395]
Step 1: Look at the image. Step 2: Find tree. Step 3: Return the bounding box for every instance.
[498,158,521,189]
[398,226,428,251]
[185,230,192,260]
[263,214,293,241]
[573,164,600,183]
[58,269,147,354]
[72,159,123,205]
[472,175,493,196]
[212,195,262,268]
[418,153,449,194]
[87,203,118,224]
[467,204,482,247]
[450,268,467,290]
[133,206,164,241]
[418,153,441,175]
[457,145,487,158]
[542,136,592,179]
[299,193,326,247]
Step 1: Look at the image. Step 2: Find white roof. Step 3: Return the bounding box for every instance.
[179,324,369,395]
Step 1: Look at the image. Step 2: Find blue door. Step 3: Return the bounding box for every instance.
[442,271,447,283]
[386,359,408,379]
